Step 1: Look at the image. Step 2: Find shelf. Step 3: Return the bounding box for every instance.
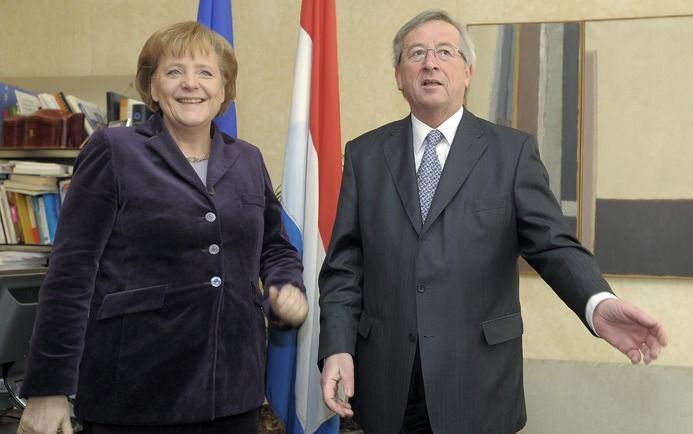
[0,244,51,253]
[0,265,48,275]
[0,147,81,159]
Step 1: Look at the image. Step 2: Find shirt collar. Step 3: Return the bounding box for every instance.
[411,105,465,153]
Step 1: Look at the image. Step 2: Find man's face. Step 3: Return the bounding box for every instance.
[395,20,472,125]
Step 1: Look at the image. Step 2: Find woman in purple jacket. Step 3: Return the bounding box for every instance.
[18,21,307,434]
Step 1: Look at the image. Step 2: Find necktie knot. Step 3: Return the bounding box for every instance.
[417,129,443,224]
[425,129,443,147]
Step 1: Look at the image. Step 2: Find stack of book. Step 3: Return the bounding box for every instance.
[0,248,49,270]
[0,161,72,245]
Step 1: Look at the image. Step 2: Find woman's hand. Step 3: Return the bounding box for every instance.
[18,395,72,434]
[269,284,308,327]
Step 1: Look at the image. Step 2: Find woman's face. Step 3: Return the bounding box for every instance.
[151,50,225,132]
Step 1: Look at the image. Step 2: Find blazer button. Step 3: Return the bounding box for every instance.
[210,276,222,287]
[205,212,216,222]
[416,284,426,293]
[408,333,416,342]
[208,244,220,255]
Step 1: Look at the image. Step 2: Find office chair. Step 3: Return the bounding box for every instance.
[0,269,44,412]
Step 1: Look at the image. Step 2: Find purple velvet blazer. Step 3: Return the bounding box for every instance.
[20,113,303,424]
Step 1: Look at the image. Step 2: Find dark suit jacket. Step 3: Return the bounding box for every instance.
[318,110,611,434]
[21,113,303,424]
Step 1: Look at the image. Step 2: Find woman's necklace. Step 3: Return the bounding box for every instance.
[186,153,210,163]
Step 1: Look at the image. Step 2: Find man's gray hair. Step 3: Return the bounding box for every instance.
[392,10,476,68]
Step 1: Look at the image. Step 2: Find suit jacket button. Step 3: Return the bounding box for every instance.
[205,212,216,222]
[416,284,425,293]
[210,276,222,287]
[408,333,416,342]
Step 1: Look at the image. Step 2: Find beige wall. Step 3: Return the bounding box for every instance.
[1,0,691,368]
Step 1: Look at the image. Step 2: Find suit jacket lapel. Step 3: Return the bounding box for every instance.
[140,115,206,195]
[382,118,423,234]
[206,127,240,191]
[141,115,239,196]
[423,110,487,232]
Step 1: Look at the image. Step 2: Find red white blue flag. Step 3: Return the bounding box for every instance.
[266,0,342,433]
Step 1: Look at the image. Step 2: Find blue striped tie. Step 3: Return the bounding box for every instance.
[417,129,443,223]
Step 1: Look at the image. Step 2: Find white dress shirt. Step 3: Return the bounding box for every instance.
[411,106,464,171]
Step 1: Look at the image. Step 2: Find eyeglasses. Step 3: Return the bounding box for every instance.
[405,45,467,64]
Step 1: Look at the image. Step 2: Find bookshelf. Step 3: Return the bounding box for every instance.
[0,79,114,249]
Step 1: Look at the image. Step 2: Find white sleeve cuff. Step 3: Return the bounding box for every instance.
[586,292,618,336]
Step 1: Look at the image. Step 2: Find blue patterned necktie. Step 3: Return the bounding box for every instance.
[417,129,443,223]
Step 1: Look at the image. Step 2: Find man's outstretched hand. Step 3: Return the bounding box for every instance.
[593,298,668,364]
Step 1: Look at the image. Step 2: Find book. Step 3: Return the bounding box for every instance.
[5,190,23,244]
[58,178,71,206]
[8,173,59,187]
[13,89,40,115]
[34,196,50,244]
[119,97,131,121]
[1,82,22,145]
[1,82,18,110]
[37,93,61,110]
[64,94,106,136]
[42,193,59,243]
[106,91,124,124]
[3,182,58,196]
[5,172,61,194]
[0,248,49,269]
[10,160,72,176]
[23,194,40,243]
[10,191,32,244]
[0,160,13,175]
[0,202,6,243]
[0,185,17,244]
[54,92,72,113]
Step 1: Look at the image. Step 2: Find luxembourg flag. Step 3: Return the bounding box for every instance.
[265,0,342,433]
[197,0,237,137]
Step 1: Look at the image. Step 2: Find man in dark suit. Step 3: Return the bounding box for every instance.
[318,10,668,434]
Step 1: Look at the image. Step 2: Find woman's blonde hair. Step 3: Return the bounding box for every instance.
[135,21,237,116]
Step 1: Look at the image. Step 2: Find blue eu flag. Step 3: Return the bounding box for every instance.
[197,0,237,138]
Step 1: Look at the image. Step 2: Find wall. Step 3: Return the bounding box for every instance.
[0,0,690,366]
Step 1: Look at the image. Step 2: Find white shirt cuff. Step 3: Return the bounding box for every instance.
[586,291,618,336]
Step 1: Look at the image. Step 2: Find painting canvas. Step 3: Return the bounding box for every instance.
[467,23,582,236]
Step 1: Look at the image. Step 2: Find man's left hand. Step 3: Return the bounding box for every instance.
[593,298,668,364]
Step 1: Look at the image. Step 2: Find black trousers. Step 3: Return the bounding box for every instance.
[400,345,433,434]
[81,407,260,434]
